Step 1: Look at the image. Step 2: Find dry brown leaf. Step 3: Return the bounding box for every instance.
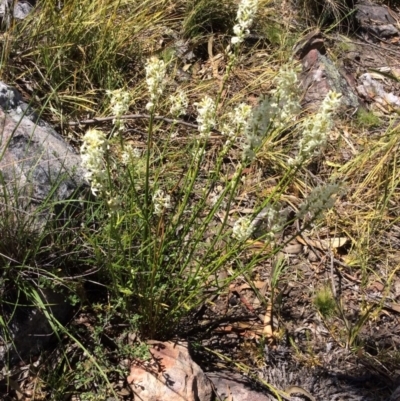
[214,325,234,333]
[253,280,266,289]
[386,303,400,313]
[296,235,348,251]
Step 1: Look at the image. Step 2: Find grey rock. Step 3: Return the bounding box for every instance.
[0,81,88,367]
[262,345,391,401]
[0,81,88,231]
[369,24,399,38]
[356,2,396,25]
[0,0,34,27]
[0,288,73,367]
[13,1,33,20]
[355,2,398,40]
[0,81,22,110]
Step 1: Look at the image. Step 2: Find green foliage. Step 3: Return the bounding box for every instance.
[297,0,354,26]
[263,22,287,47]
[355,108,382,128]
[183,0,236,38]
[314,286,336,318]
[3,0,173,118]
[1,0,386,399]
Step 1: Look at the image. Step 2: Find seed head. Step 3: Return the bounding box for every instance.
[231,0,259,45]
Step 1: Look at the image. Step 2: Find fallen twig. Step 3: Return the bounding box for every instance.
[67,113,222,135]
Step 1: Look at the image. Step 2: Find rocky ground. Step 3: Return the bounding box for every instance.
[2,0,400,400]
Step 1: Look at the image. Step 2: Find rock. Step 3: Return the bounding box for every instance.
[262,345,390,401]
[308,250,318,262]
[297,46,359,112]
[0,81,88,232]
[0,288,73,367]
[0,0,34,26]
[127,341,213,401]
[208,371,274,401]
[0,81,87,367]
[357,72,400,110]
[355,2,399,40]
[292,29,325,60]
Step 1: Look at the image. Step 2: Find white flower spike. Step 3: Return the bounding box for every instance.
[145,57,167,111]
[80,128,108,196]
[231,0,259,46]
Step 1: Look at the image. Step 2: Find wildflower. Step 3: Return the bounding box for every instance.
[231,0,259,45]
[106,89,130,133]
[145,57,167,111]
[209,185,226,208]
[232,216,256,241]
[106,192,122,217]
[80,128,108,196]
[121,145,142,165]
[241,96,271,161]
[195,96,216,138]
[293,91,341,165]
[152,189,171,215]
[269,64,302,129]
[242,135,260,162]
[230,164,243,188]
[297,184,340,219]
[221,103,253,140]
[169,89,189,117]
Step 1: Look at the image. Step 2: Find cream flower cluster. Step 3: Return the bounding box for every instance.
[221,103,253,140]
[195,96,216,138]
[169,89,189,117]
[121,145,142,166]
[231,0,259,45]
[106,89,130,133]
[293,91,341,165]
[152,189,171,216]
[268,65,302,129]
[232,216,256,241]
[80,128,108,196]
[145,57,167,111]
[297,184,339,219]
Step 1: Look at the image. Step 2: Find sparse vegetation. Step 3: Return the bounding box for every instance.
[0,0,399,399]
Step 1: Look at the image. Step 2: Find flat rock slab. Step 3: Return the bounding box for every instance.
[355,1,399,39]
[127,341,213,401]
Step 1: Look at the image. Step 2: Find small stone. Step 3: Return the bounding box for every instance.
[308,250,318,262]
[283,243,303,254]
